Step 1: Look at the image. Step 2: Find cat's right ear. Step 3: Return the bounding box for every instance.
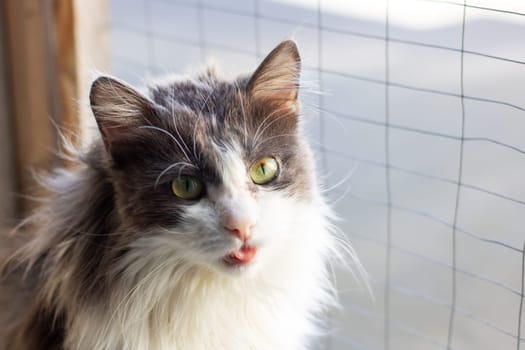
[90,76,159,154]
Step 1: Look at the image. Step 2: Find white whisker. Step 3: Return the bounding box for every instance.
[168,87,192,156]
[154,162,197,188]
[235,83,249,147]
[323,161,360,195]
[253,106,291,145]
[138,125,191,162]
[192,87,214,162]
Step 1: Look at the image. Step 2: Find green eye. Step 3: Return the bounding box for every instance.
[250,157,278,185]
[171,175,203,200]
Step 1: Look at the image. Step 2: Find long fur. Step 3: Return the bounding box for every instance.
[0,40,362,350]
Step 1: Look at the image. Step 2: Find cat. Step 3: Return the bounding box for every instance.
[0,40,359,350]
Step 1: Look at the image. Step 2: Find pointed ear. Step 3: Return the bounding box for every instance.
[90,76,159,153]
[247,40,301,110]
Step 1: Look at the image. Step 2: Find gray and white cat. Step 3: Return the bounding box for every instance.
[0,40,358,350]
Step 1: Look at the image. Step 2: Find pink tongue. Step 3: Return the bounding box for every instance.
[231,245,257,263]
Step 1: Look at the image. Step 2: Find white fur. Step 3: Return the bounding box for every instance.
[65,146,340,350]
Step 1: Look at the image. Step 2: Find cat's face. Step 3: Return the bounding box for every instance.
[90,41,316,276]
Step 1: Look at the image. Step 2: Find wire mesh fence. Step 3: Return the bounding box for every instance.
[109,0,525,349]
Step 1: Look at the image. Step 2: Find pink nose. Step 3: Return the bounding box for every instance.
[224,217,256,242]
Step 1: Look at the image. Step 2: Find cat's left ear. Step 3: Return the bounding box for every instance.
[247,40,301,112]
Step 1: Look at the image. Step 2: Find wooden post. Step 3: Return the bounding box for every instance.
[73,0,111,144]
[1,0,110,215]
[53,0,80,140]
[3,0,57,214]
[55,0,111,145]
[0,3,16,227]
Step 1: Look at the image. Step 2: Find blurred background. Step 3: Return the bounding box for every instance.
[0,0,524,349]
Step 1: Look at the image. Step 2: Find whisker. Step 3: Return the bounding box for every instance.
[168,87,192,156]
[155,162,197,188]
[192,87,214,162]
[235,82,249,147]
[323,161,360,195]
[138,125,192,162]
[253,105,291,145]
[252,133,297,151]
[329,225,372,297]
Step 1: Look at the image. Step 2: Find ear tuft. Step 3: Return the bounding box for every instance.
[247,40,301,108]
[90,76,158,152]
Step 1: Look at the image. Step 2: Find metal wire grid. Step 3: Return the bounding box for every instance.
[109,0,525,349]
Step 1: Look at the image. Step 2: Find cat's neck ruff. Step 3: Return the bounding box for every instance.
[67,198,335,350]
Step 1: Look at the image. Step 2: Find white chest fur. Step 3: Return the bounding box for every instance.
[67,201,335,350]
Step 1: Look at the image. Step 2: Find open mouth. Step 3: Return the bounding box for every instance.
[222,244,257,266]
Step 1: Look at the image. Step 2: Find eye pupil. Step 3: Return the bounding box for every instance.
[171,175,203,200]
[250,157,278,185]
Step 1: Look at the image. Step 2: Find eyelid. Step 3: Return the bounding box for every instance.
[250,155,279,167]
[154,165,200,189]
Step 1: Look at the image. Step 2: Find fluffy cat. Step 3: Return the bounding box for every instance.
[0,40,358,350]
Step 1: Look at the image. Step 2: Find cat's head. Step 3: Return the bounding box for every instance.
[90,41,322,276]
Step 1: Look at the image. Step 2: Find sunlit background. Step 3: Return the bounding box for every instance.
[1,0,524,349]
[109,0,525,349]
